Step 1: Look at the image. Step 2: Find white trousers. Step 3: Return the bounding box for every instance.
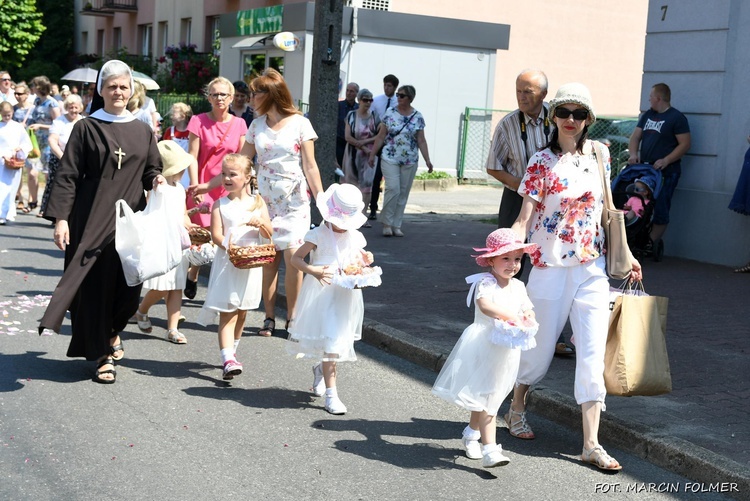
[517,257,610,405]
[380,159,418,228]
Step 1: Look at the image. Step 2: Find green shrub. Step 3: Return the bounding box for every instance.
[415,171,453,180]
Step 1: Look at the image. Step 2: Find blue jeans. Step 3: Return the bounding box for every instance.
[653,166,681,225]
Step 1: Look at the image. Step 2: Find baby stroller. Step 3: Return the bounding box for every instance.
[610,164,662,258]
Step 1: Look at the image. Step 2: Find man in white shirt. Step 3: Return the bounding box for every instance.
[0,71,17,105]
[369,74,399,219]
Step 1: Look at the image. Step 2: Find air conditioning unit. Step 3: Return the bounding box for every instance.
[349,0,390,11]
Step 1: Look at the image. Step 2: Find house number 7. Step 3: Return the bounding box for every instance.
[661,5,668,20]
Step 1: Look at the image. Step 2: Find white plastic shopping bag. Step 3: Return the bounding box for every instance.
[115,185,184,286]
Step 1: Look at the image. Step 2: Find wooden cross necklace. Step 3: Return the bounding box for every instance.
[115,147,126,169]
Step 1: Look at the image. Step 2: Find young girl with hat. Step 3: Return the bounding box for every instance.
[287,183,374,415]
[432,228,538,468]
[197,153,272,380]
[133,140,197,345]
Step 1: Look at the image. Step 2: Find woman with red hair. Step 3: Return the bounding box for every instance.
[242,69,323,337]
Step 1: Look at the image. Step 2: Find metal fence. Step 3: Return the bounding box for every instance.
[457,108,639,182]
[152,93,211,129]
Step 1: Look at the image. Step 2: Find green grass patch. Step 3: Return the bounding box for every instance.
[414,171,453,180]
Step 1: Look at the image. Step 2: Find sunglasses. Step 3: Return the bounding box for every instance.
[1,78,11,82]
[554,108,589,120]
[14,92,26,95]
[396,93,410,99]
[251,90,267,97]
[360,98,373,102]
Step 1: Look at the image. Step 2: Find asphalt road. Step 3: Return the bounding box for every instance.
[0,214,738,501]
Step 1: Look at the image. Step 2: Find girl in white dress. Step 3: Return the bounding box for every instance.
[134,141,196,346]
[288,184,372,415]
[432,228,538,469]
[198,154,272,380]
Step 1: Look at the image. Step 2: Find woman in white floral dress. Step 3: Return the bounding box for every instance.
[240,69,324,337]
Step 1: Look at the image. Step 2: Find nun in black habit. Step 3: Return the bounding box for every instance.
[40,60,165,383]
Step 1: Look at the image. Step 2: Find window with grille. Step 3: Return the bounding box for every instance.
[359,0,390,11]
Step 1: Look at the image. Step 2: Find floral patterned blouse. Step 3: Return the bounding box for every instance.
[380,107,425,166]
[518,141,611,268]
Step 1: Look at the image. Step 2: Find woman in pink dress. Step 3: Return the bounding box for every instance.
[183,77,248,298]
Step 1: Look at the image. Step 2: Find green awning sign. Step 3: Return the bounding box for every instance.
[237,6,283,36]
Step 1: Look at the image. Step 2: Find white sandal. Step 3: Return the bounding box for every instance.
[167,329,187,344]
[504,407,535,440]
[581,445,622,471]
[134,311,152,333]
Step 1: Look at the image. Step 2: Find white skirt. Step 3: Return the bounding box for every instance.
[142,255,189,291]
[432,322,521,415]
[286,274,363,362]
[197,248,262,325]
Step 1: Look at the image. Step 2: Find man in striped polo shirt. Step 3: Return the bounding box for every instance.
[485,69,551,230]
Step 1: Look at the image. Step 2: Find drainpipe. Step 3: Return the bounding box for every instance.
[346,6,358,86]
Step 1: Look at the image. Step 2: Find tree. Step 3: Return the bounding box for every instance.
[0,0,46,69]
[14,0,74,83]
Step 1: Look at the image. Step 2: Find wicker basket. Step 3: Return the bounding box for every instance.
[228,237,276,269]
[4,158,25,170]
[189,227,212,246]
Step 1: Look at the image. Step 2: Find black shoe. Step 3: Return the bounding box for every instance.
[368,211,377,220]
[184,278,197,299]
[653,240,664,262]
[643,239,654,257]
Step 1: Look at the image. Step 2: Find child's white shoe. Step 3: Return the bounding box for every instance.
[325,396,347,415]
[462,436,482,460]
[482,444,510,468]
[312,363,325,397]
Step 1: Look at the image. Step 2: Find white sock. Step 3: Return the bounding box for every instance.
[233,338,241,353]
[325,387,338,398]
[220,348,235,364]
[463,426,481,441]
[481,443,499,455]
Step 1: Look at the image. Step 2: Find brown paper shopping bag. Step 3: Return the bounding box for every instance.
[604,292,671,396]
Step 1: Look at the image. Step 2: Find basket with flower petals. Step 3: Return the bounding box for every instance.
[228,236,276,269]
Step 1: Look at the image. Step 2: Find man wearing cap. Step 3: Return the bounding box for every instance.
[337,82,359,168]
[627,83,691,261]
[484,70,572,356]
[0,71,17,105]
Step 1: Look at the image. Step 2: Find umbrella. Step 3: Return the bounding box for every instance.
[132,70,160,90]
[60,67,98,83]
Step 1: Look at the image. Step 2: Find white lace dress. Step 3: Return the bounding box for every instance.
[432,274,532,415]
[287,223,366,362]
[197,196,263,325]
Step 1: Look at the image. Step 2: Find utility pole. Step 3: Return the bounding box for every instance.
[308,0,344,197]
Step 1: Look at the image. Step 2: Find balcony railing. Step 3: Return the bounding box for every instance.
[81,0,137,16]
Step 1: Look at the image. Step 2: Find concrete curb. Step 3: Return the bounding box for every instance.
[361,316,750,497]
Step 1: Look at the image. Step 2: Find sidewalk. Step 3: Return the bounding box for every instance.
[349,184,749,491]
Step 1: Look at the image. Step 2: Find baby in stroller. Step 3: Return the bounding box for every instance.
[611,165,662,259]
